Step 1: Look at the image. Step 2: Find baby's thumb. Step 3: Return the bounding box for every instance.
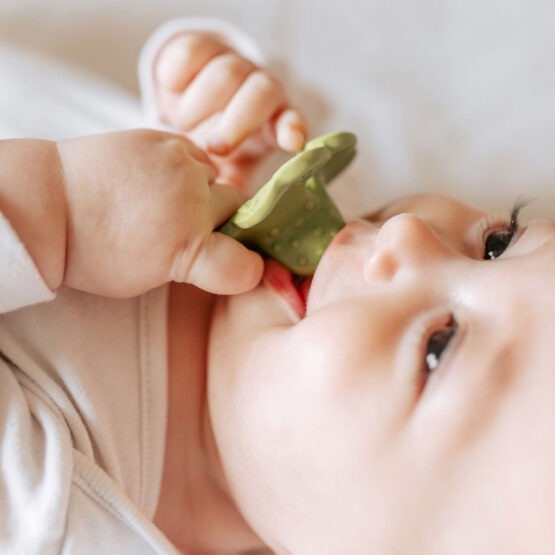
[185,233,264,294]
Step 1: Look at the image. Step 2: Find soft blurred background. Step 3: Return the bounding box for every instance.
[2,0,555,217]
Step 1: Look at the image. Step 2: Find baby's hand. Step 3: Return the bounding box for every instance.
[57,129,263,297]
[153,32,307,160]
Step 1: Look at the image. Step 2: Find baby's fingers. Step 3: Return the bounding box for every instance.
[174,52,256,131]
[155,33,228,93]
[170,181,263,293]
[207,181,244,226]
[207,70,287,156]
[187,233,264,294]
[275,108,307,152]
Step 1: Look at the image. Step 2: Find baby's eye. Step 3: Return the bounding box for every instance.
[424,321,457,374]
[483,229,514,260]
[483,202,525,260]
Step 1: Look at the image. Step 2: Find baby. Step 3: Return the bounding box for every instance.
[1,17,555,555]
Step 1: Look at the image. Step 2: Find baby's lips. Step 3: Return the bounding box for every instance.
[263,259,307,320]
[297,274,313,306]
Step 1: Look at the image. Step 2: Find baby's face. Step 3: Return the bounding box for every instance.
[208,193,555,554]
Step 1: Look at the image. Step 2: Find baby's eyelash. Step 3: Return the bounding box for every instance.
[506,199,528,234]
[484,199,527,235]
[482,199,529,260]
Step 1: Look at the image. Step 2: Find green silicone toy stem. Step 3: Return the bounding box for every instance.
[218,131,357,276]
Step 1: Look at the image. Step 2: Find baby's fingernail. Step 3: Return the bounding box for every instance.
[207,137,230,156]
[279,127,306,152]
[289,128,306,151]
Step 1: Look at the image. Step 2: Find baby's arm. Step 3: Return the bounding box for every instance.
[0,139,67,293]
[0,130,263,303]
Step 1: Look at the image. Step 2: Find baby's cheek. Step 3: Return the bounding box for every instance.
[301,300,392,363]
[291,316,377,396]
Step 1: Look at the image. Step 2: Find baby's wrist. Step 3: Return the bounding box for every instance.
[0,139,67,292]
[37,140,68,291]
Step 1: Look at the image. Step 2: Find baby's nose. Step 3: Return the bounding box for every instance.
[364,213,446,284]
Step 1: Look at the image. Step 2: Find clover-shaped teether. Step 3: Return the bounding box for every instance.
[218,131,357,275]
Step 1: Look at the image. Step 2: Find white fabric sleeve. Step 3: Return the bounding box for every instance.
[0,212,55,313]
[0,356,176,554]
[0,357,73,554]
[138,17,267,127]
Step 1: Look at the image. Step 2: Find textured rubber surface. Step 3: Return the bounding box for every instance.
[219,131,356,275]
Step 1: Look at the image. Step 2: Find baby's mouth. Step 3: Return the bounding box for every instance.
[263,259,313,320]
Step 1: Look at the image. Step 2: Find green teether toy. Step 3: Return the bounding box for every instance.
[218,131,357,276]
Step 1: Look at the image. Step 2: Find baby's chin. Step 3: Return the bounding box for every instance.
[207,262,303,406]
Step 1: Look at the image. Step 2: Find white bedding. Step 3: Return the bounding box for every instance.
[1,0,555,218]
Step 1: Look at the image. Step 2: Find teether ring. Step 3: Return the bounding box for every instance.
[218,131,356,275]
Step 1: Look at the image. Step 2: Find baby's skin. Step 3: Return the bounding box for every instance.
[145,29,555,555]
[7,25,555,555]
[205,192,555,554]
[0,31,307,300]
[154,31,307,187]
